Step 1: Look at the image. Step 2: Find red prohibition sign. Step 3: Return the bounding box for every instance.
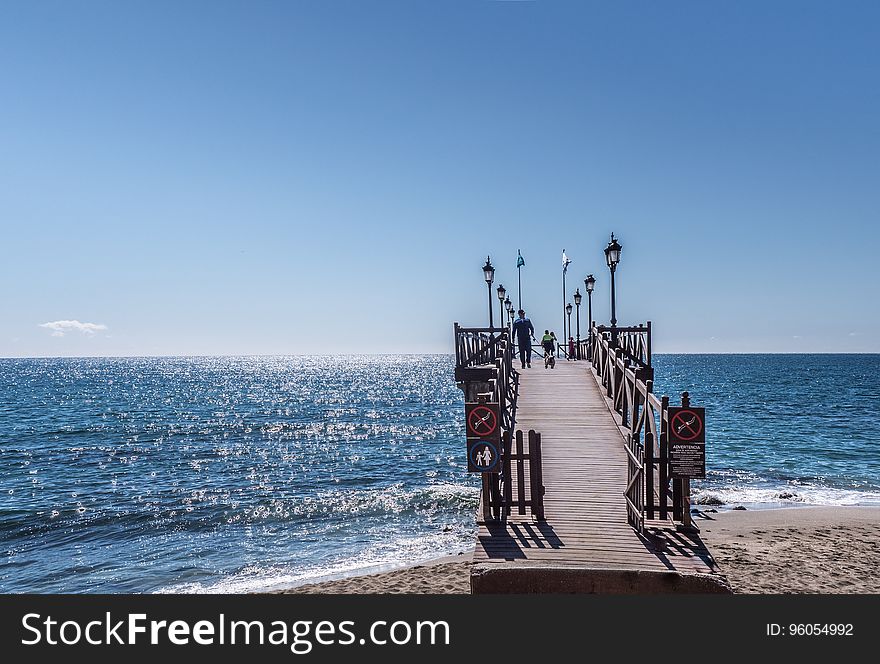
[671,409,703,441]
[467,406,498,437]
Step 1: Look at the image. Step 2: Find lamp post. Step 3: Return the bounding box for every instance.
[504,297,513,330]
[562,251,571,349]
[482,256,495,329]
[566,303,573,355]
[573,288,582,359]
[604,235,622,346]
[496,284,506,332]
[584,274,595,359]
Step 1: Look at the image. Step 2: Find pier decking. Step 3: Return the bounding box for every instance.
[469,360,729,593]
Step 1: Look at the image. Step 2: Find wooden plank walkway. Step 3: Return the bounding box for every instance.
[471,360,729,593]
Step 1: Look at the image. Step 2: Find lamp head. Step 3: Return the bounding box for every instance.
[604,234,622,269]
[482,256,495,284]
[585,274,596,293]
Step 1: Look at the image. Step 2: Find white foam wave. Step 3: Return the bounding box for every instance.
[303,482,479,518]
[156,527,474,595]
[692,485,880,507]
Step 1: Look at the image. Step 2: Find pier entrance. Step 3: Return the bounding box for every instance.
[454,322,729,593]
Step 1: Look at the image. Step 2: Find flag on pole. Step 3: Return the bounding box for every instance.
[516,250,525,268]
[562,250,571,274]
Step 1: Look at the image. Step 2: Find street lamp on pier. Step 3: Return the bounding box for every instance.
[573,288,582,359]
[565,302,573,354]
[482,256,495,329]
[504,297,513,330]
[584,274,596,358]
[496,284,506,331]
[604,235,622,345]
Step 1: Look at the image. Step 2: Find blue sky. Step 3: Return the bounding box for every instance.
[1,0,878,356]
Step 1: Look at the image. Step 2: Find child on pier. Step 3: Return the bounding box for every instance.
[542,331,556,369]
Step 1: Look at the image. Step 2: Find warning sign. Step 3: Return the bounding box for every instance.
[670,442,706,479]
[467,439,501,474]
[668,407,705,443]
[465,403,500,441]
[668,407,706,478]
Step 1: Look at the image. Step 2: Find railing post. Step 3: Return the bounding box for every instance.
[529,430,545,521]
[645,380,655,519]
[679,391,693,530]
[481,474,493,523]
[659,394,669,520]
[512,430,523,515]
[503,430,512,519]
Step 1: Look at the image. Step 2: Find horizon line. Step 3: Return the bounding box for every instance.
[2,351,880,360]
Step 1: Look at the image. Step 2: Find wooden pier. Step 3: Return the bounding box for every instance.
[455,323,730,594]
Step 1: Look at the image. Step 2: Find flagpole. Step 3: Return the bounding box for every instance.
[563,276,567,343]
[516,250,524,310]
[562,250,566,345]
[518,264,522,310]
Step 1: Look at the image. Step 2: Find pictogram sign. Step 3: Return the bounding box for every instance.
[465,402,501,441]
[668,407,705,443]
[467,439,501,474]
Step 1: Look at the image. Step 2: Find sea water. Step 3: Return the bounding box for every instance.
[1,354,878,593]
[653,354,880,508]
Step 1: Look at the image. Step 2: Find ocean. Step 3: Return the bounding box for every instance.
[1,354,878,593]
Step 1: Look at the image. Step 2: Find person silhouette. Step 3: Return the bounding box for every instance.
[512,309,535,368]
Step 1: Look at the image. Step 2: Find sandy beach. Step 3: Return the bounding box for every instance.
[698,506,880,593]
[270,506,880,594]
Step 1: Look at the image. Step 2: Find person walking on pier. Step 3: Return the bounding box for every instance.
[542,330,556,369]
[512,309,535,369]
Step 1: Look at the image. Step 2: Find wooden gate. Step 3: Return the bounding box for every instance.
[499,429,545,521]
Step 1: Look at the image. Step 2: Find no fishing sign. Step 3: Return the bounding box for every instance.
[465,403,500,442]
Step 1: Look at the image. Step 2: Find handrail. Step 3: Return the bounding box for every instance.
[594,322,651,367]
[454,324,519,431]
[454,323,544,522]
[589,321,689,532]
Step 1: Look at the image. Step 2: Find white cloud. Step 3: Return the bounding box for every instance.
[39,320,108,337]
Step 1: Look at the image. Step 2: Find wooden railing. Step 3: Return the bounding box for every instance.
[453,324,519,435]
[454,324,544,522]
[590,322,690,533]
[454,324,508,368]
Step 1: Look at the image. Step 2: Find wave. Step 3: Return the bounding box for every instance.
[0,482,479,544]
[691,484,880,507]
[155,527,475,594]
